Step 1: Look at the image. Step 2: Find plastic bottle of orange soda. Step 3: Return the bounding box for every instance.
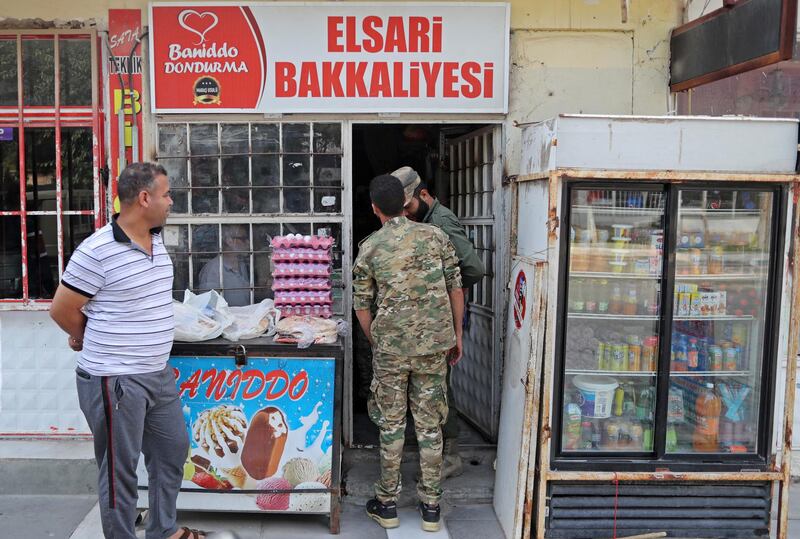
[693,383,721,452]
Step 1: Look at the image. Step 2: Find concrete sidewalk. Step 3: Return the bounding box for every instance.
[65,500,502,539]
[2,487,800,538]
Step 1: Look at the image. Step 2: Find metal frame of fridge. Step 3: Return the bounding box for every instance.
[551,180,787,471]
[514,167,800,539]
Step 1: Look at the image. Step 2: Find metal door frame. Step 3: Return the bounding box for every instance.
[345,120,505,445]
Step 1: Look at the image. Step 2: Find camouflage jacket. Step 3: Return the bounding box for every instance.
[423,199,485,289]
[353,216,462,356]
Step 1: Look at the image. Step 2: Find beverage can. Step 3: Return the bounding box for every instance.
[690,293,702,317]
[642,337,657,371]
[678,293,691,316]
[610,344,627,371]
[725,346,739,371]
[597,342,606,370]
[629,345,642,372]
[709,346,723,371]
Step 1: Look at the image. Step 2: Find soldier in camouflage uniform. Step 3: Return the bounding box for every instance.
[354,174,464,532]
[392,166,485,480]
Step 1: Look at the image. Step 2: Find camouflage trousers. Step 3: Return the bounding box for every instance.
[368,350,448,505]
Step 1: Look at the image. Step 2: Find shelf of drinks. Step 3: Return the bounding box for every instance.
[569,271,762,282]
[571,205,761,217]
[567,313,659,321]
[565,369,656,377]
[673,315,755,322]
[670,371,752,378]
[680,208,762,216]
[570,271,661,280]
[571,205,663,216]
[674,273,765,282]
[567,313,755,322]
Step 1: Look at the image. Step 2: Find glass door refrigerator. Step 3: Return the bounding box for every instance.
[556,184,782,464]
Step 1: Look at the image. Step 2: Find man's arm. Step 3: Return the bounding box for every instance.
[447,288,465,365]
[50,285,90,351]
[439,213,485,289]
[439,235,464,365]
[352,248,376,345]
[355,309,374,345]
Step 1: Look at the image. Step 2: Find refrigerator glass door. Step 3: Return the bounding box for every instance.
[561,187,665,453]
[666,188,774,454]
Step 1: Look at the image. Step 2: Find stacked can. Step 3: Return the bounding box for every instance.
[270,234,335,318]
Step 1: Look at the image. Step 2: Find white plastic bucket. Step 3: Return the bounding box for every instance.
[573,375,618,418]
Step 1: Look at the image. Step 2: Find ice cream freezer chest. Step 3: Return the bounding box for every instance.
[136,337,344,533]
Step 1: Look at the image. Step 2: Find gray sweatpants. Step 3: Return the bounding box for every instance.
[76,365,189,539]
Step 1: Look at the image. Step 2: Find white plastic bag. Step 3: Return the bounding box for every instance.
[183,289,235,330]
[222,299,281,341]
[173,300,224,342]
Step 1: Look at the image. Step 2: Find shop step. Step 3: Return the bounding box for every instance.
[342,446,496,507]
[0,439,97,495]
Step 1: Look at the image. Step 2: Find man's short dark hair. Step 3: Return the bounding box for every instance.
[118,162,168,204]
[369,174,405,216]
[413,181,431,198]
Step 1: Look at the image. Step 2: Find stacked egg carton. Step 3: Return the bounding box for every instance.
[270,234,334,318]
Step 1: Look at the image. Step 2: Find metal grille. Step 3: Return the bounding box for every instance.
[546,482,771,538]
[448,126,499,439]
[157,122,346,311]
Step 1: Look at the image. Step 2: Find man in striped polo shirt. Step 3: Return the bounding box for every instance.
[50,163,205,539]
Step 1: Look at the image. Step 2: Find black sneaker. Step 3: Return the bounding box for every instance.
[418,502,441,532]
[366,498,399,529]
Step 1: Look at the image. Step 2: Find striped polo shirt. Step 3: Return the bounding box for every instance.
[61,216,174,376]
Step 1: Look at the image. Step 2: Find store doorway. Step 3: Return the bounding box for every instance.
[350,122,503,446]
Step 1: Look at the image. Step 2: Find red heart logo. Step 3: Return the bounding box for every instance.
[178,10,219,45]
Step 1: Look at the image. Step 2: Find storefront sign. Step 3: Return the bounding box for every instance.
[149,2,509,113]
[107,9,145,202]
[0,128,13,141]
[156,356,335,513]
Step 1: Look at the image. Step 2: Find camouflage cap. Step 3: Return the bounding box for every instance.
[391,166,421,207]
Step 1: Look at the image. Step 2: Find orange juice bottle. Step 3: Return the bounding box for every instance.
[693,383,721,452]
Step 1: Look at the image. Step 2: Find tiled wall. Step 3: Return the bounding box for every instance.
[0,311,89,435]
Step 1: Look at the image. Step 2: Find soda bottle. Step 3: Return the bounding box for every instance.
[693,383,722,452]
[687,338,699,371]
[571,278,585,312]
[643,426,654,451]
[697,338,709,372]
[623,284,638,315]
[563,403,582,450]
[623,384,636,416]
[610,284,623,314]
[636,387,654,421]
[614,386,625,416]
[591,420,602,449]
[597,279,610,314]
[585,279,598,313]
[580,421,593,450]
[666,425,678,452]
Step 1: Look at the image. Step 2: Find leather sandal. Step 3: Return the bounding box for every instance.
[178,527,207,539]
